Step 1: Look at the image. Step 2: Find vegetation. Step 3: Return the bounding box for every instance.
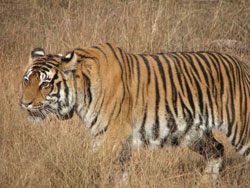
[0,0,249,187]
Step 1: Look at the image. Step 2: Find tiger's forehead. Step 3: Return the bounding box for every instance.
[24,68,55,82]
[25,63,57,81]
[28,67,55,75]
[24,55,61,80]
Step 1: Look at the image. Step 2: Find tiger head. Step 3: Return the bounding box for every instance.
[20,48,78,122]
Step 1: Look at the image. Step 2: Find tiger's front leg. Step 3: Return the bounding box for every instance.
[114,136,132,183]
[93,121,132,184]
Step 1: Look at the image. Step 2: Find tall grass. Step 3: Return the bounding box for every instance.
[0,0,250,187]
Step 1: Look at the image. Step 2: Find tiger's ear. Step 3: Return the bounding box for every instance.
[29,48,45,64]
[31,48,45,58]
[60,51,78,72]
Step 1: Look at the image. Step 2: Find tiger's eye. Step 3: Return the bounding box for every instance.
[41,81,50,88]
[23,78,29,85]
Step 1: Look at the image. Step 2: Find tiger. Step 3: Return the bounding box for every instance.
[20,43,250,182]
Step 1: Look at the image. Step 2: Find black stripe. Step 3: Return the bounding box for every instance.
[125,53,132,83]
[237,82,248,146]
[196,52,211,69]
[90,116,98,128]
[106,43,123,70]
[238,68,243,121]
[117,48,128,117]
[45,60,59,67]
[152,55,173,130]
[128,54,135,76]
[133,55,141,105]
[207,53,224,124]
[55,81,62,110]
[162,54,177,114]
[179,92,194,134]
[63,79,69,106]
[226,98,233,137]
[140,55,151,84]
[243,147,250,157]
[40,67,50,72]
[153,70,160,140]
[239,115,250,150]
[174,53,194,85]
[217,54,236,128]
[106,102,117,130]
[48,58,60,64]
[192,72,204,115]
[91,45,107,59]
[106,43,126,110]
[151,55,166,91]
[190,68,211,124]
[185,77,195,115]
[75,48,90,55]
[240,67,248,130]
[157,54,175,123]
[51,81,61,99]
[139,105,148,145]
[196,53,215,88]
[170,54,185,93]
[86,78,92,106]
[204,105,209,127]
[203,52,221,77]
[91,96,105,129]
[49,71,58,91]
[231,121,237,146]
[33,62,54,69]
[94,101,117,137]
[218,54,234,96]
[221,54,237,92]
[184,53,201,82]
[192,54,210,87]
[207,52,224,96]
[32,65,44,70]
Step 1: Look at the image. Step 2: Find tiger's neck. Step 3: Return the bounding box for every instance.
[75,75,128,137]
[73,69,103,135]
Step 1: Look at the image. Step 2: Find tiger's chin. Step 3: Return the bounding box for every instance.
[27,110,47,123]
[26,107,75,123]
[27,115,44,123]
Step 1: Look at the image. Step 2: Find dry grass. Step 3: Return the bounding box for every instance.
[0,0,250,187]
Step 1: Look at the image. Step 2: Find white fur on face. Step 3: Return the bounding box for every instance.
[24,69,33,81]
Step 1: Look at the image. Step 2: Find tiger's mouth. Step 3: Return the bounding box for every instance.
[20,99,74,122]
[28,110,46,120]
[20,102,54,122]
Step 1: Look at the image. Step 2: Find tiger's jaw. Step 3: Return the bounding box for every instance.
[20,92,76,123]
[20,95,55,123]
[24,108,47,123]
[20,84,76,123]
[20,101,75,123]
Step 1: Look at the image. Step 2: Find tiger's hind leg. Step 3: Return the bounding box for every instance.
[188,131,224,182]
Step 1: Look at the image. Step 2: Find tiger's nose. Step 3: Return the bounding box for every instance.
[20,100,33,109]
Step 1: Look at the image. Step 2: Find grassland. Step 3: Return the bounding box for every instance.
[0,0,250,187]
